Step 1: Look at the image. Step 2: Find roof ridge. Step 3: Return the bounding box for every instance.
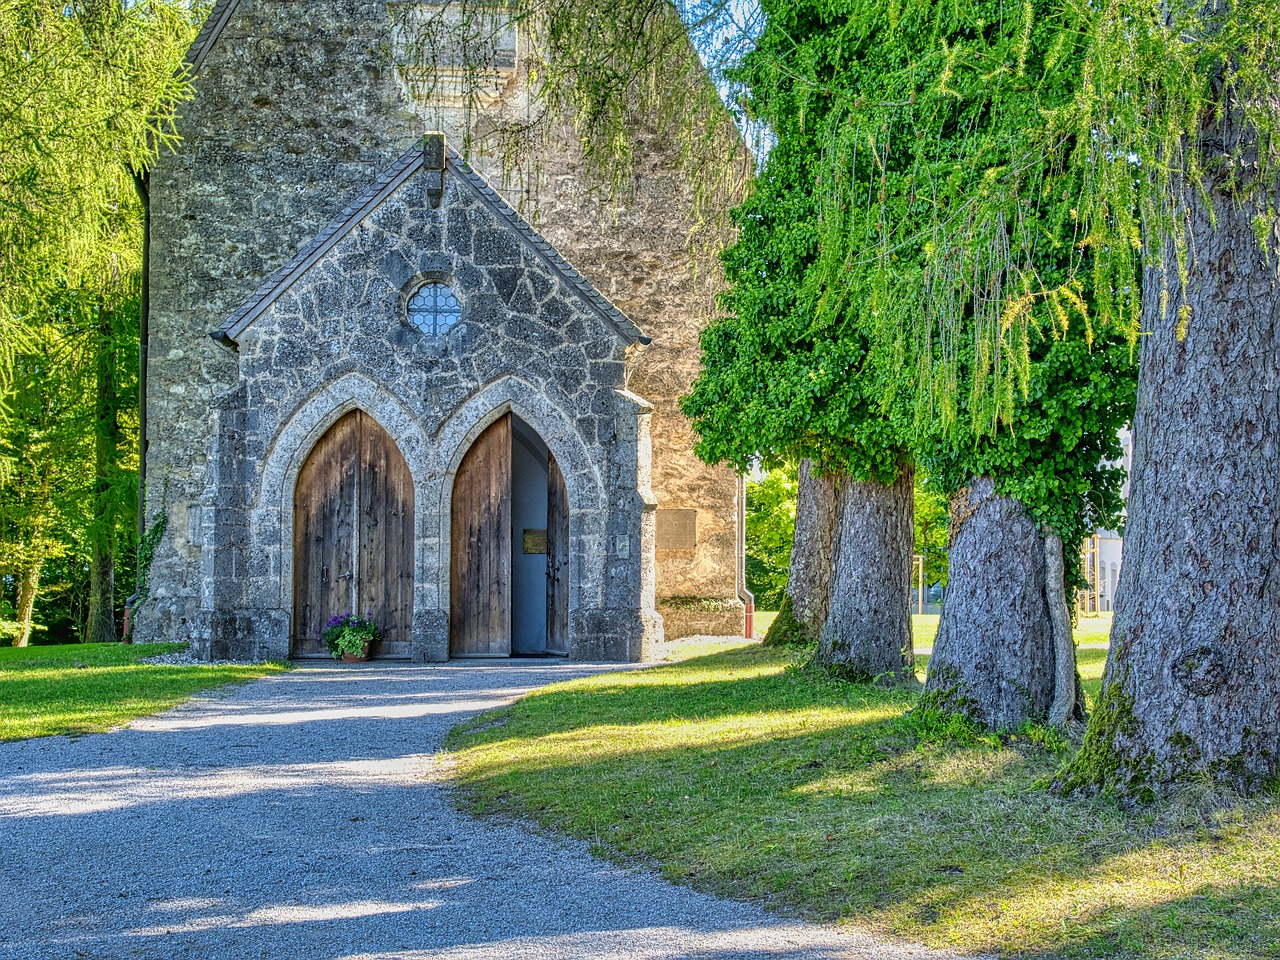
[186,0,243,75]
[216,139,647,346]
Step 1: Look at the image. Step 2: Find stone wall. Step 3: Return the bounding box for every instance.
[140,0,743,652]
[388,8,747,637]
[208,157,660,661]
[139,0,421,649]
[526,130,746,638]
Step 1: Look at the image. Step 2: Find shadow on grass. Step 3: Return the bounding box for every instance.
[451,646,918,747]
[1010,879,1280,960]
[449,644,1279,960]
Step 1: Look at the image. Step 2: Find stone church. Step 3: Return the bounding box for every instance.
[134,0,748,661]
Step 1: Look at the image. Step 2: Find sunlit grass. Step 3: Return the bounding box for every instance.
[755,612,1111,652]
[0,643,287,741]
[449,643,1279,959]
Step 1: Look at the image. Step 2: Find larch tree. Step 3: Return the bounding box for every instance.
[0,318,94,646]
[1056,0,1280,799]
[0,0,192,642]
[918,337,1134,732]
[688,0,1141,712]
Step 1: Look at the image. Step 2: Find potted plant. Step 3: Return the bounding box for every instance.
[322,613,381,662]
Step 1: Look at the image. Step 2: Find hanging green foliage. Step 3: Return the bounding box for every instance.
[0,0,193,351]
[687,0,1136,559]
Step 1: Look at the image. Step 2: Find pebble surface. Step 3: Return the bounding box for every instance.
[0,660,985,960]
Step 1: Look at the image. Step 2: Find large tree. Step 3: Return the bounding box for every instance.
[683,119,917,683]
[688,0,1138,710]
[1057,0,1280,798]
[0,1,192,643]
[920,336,1133,731]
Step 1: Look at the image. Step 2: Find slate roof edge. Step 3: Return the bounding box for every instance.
[186,0,243,75]
[443,146,647,346]
[216,141,648,346]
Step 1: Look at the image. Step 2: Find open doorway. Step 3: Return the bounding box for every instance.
[449,412,568,657]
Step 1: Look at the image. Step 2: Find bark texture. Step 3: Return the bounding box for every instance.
[813,465,915,682]
[85,303,120,645]
[922,478,1078,730]
[14,558,42,648]
[85,552,115,644]
[1045,533,1082,734]
[782,459,840,641]
[1063,164,1280,797]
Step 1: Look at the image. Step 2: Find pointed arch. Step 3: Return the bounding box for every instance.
[253,373,429,619]
[291,410,414,657]
[434,377,609,636]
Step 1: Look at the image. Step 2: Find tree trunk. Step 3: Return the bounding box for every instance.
[764,459,840,645]
[922,477,1079,730]
[14,557,43,648]
[1045,533,1084,735]
[84,302,120,645]
[85,549,115,644]
[813,464,915,683]
[1059,158,1280,799]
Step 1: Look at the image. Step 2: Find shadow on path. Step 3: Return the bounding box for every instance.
[0,661,984,960]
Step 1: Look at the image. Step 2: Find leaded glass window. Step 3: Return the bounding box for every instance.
[406,282,461,336]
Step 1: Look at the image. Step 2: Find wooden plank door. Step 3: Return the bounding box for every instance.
[293,410,415,658]
[450,414,512,657]
[357,416,415,657]
[293,412,361,657]
[546,452,569,655]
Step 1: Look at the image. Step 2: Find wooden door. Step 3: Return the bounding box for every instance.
[450,414,512,656]
[293,411,415,658]
[357,416,415,657]
[546,452,569,655]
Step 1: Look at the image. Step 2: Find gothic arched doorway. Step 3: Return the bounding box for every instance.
[450,412,569,657]
[292,410,415,658]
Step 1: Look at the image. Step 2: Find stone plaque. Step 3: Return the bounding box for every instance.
[523,528,548,555]
[656,509,697,550]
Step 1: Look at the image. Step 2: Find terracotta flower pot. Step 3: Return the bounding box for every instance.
[340,642,371,663]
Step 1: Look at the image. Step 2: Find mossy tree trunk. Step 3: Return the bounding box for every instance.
[813,464,914,683]
[923,478,1083,730]
[787,459,839,638]
[1059,157,1280,799]
[14,554,44,648]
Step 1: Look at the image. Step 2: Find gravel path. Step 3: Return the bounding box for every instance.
[0,661,983,960]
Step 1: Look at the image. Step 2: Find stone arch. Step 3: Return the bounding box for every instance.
[434,376,607,636]
[254,372,430,617]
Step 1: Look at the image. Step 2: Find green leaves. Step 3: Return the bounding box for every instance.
[0,0,194,337]
[687,0,1137,554]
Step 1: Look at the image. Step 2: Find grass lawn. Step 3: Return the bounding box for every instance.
[0,643,287,741]
[448,642,1278,959]
[754,611,1113,651]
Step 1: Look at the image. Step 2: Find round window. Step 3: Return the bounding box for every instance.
[406,282,461,336]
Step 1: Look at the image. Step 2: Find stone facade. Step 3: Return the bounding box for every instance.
[136,0,744,658]
[205,144,663,660]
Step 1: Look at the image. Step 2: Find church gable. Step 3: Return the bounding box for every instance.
[218,135,645,347]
